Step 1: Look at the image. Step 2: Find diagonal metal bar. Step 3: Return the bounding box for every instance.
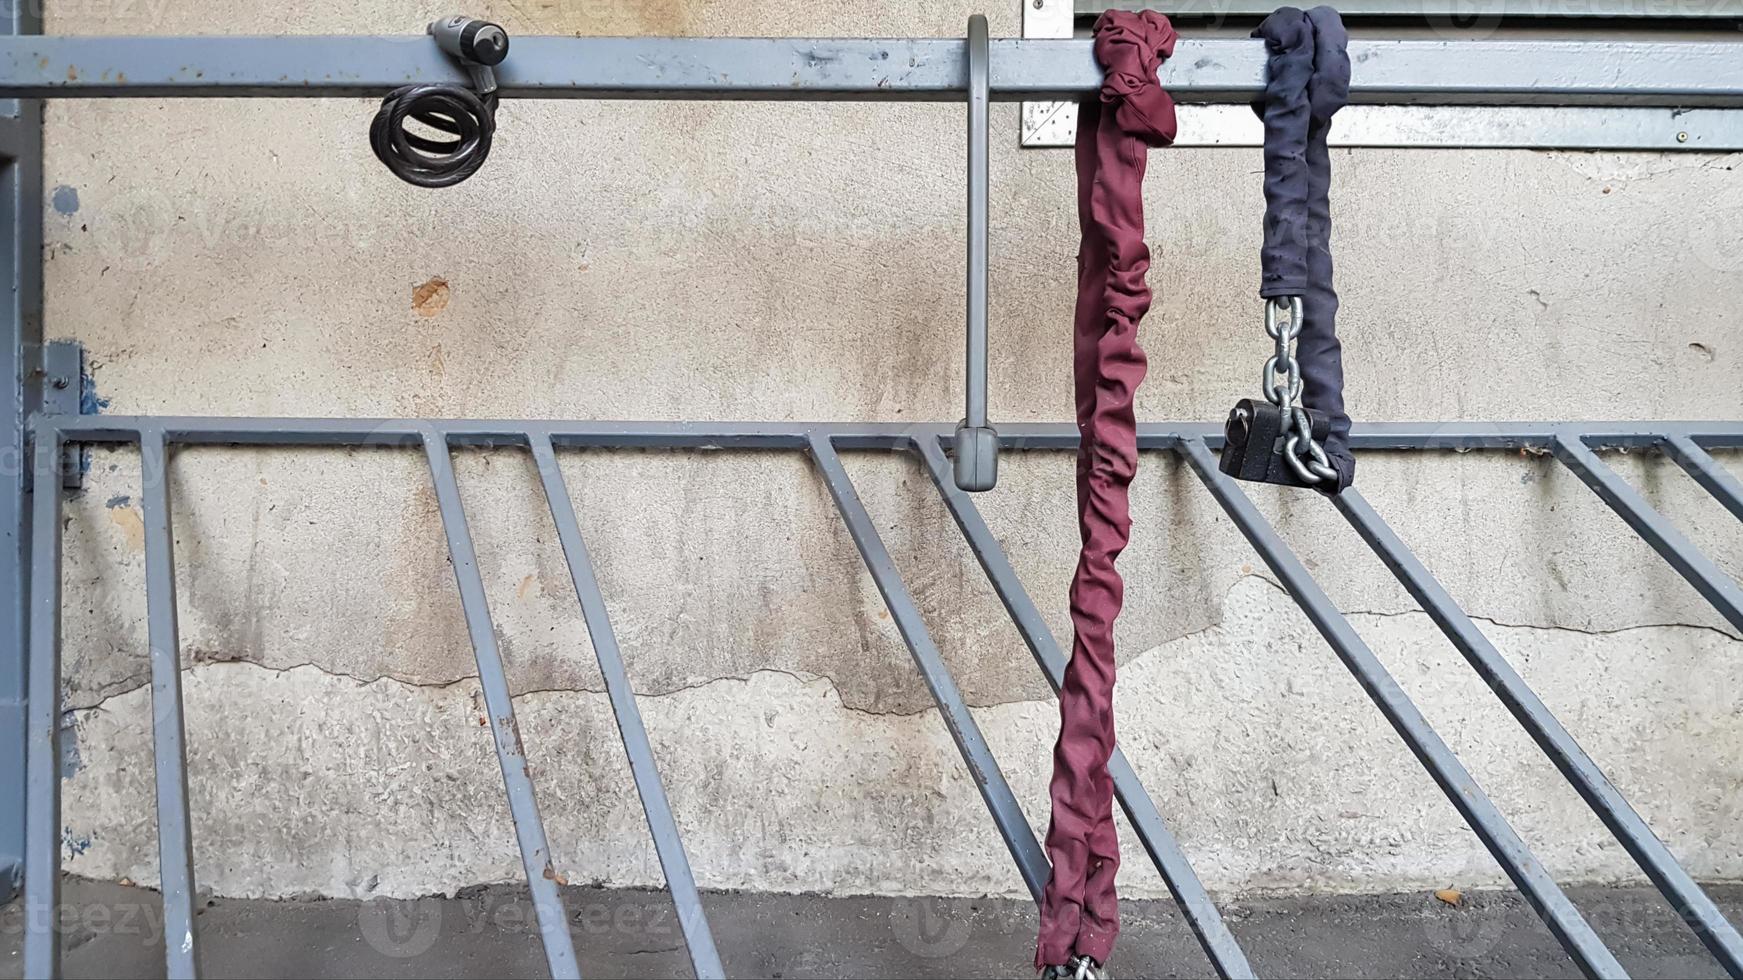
[1552,434,1743,633]
[527,434,725,980]
[1178,438,1628,980]
[421,430,583,980]
[22,430,61,980]
[1662,435,1743,525]
[913,435,1256,980]
[139,428,200,979]
[806,432,1050,901]
[1334,486,1743,977]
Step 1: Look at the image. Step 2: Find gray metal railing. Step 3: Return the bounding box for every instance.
[17,416,1743,979]
[1,19,1741,980]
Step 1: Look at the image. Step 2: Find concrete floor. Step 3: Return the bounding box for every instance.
[4,878,1740,978]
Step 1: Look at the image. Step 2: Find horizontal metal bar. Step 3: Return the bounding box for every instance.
[422,432,583,980]
[913,436,1255,980]
[1178,439,1628,980]
[807,433,1051,902]
[31,414,1743,451]
[36,416,840,449]
[3,35,1743,107]
[1082,0,1743,16]
[139,430,199,980]
[1663,435,1743,524]
[1552,434,1743,633]
[1334,487,1743,976]
[529,434,725,980]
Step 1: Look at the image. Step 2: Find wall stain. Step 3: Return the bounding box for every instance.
[107,505,144,552]
[52,185,80,215]
[383,479,473,687]
[62,828,92,857]
[412,277,450,318]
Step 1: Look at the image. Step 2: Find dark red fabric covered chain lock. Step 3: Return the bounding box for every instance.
[1034,9,1177,973]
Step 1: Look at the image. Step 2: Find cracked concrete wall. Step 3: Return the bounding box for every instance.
[38,0,1743,901]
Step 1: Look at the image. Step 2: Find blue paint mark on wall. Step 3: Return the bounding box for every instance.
[77,360,107,482]
[59,710,81,779]
[79,370,108,416]
[105,494,130,509]
[50,185,79,215]
[61,828,91,857]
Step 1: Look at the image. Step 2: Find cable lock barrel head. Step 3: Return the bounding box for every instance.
[429,15,509,67]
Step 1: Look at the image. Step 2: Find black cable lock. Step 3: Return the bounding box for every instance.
[371,16,509,188]
[1219,6,1356,493]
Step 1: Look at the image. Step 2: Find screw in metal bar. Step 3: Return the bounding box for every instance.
[23,430,63,980]
[1661,434,1743,524]
[421,430,584,980]
[955,12,999,493]
[912,435,1257,980]
[807,432,1047,899]
[1552,432,1743,633]
[139,429,200,979]
[1334,486,1743,977]
[527,433,726,980]
[1179,439,1628,980]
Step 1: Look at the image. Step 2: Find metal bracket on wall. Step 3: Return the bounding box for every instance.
[1020,0,1079,148]
[41,341,83,491]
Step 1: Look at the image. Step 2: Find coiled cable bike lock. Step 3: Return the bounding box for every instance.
[371,16,509,188]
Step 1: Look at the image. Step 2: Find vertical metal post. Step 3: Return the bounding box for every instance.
[528,434,726,980]
[22,429,60,979]
[1552,433,1743,632]
[1334,487,1743,975]
[1178,439,1628,980]
[913,435,1256,980]
[0,0,44,905]
[954,13,999,492]
[808,432,1047,899]
[422,431,583,980]
[1662,434,1743,524]
[139,429,200,979]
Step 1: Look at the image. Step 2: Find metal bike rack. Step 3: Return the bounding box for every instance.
[2,19,1742,980]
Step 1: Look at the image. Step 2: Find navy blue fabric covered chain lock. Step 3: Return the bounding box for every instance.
[1220,6,1356,493]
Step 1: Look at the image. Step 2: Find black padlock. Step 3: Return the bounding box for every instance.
[1219,398,1331,488]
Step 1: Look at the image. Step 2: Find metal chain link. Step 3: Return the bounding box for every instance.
[1261,297,1338,484]
[1042,955,1110,980]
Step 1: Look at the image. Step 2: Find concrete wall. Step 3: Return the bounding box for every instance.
[39,0,1743,903]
